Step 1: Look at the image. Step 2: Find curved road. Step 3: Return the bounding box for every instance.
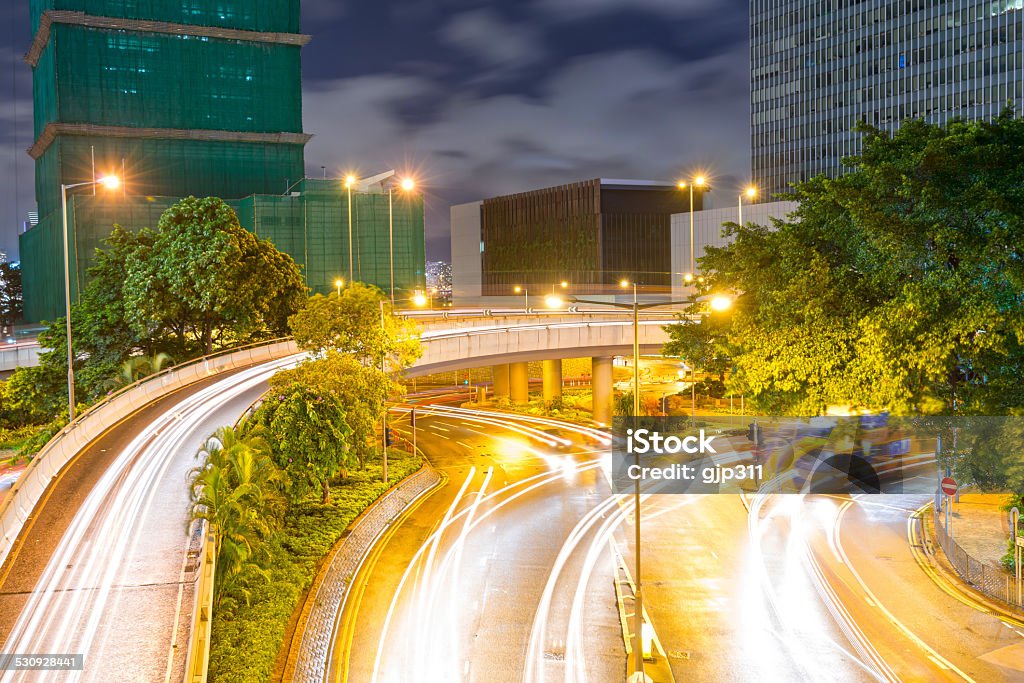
[0,356,299,682]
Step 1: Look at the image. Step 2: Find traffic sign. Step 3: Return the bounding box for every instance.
[940,476,958,497]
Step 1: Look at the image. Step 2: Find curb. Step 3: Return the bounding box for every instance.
[915,504,1024,627]
[280,464,444,682]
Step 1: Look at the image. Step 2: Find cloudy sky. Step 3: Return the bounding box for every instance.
[0,0,752,261]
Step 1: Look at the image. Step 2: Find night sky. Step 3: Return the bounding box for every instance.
[0,0,751,262]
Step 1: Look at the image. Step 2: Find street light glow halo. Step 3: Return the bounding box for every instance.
[710,295,733,312]
[619,279,631,289]
[544,294,564,309]
[745,185,758,198]
[98,175,121,190]
[401,177,416,192]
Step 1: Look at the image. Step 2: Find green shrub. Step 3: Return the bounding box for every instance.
[207,449,423,683]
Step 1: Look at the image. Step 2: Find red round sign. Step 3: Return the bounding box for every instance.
[940,477,958,496]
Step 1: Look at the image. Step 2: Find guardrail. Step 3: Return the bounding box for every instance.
[0,338,300,567]
[184,522,217,683]
[932,508,1020,608]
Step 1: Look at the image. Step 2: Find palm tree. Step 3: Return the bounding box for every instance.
[189,425,288,605]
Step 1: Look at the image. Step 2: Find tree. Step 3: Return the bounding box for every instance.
[125,197,306,356]
[268,351,401,469]
[251,384,353,504]
[672,111,1024,417]
[0,262,23,333]
[288,283,422,369]
[189,426,287,606]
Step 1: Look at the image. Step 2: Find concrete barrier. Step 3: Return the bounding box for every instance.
[0,339,299,567]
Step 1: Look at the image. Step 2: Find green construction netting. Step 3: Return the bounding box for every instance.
[31,0,300,35]
[35,136,304,220]
[21,190,427,322]
[34,25,303,138]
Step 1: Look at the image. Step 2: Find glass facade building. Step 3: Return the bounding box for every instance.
[751,0,1024,195]
[478,179,698,296]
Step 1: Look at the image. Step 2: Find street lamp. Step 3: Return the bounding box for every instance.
[344,175,357,282]
[678,175,708,280]
[62,174,121,421]
[388,177,417,307]
[513,285,528,310]
[547,284,731,678]
[335,278,345,297]
[379,292,428,484]
[738,184,758,227]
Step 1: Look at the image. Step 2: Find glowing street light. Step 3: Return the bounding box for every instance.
[678,174,710,280]
[61,173,121,420]
[389,177,418,306]
[335,278,345,296]
[739,184,758,226]
[710,294,733,312]
[344,174,357,282]
[544,293,564,309]
[513,285,528,310]
[412,290,428,308]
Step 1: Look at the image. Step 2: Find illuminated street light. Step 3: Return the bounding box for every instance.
[388,176,418,306]
[739,184,758,226]
[335,278,344,296]
[710,294,733,312]
[344,174,357,282]
[412,291,428,308]
[683,273,695,284]
[544,293,564,309]
[62,173,122,421]
[560,280,569,289]
[678,174,710,279]
[513,285,528,310]
[619,278,631,289]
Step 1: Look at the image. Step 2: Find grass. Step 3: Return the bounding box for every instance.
[207,448,423,683]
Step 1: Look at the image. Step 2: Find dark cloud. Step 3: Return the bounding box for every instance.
[0,1,752,262]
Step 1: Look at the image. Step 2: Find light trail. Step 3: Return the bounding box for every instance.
[0,357,299,683]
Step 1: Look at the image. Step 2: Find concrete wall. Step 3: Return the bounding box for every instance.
[671,200,797,300]
[451,201,483,305]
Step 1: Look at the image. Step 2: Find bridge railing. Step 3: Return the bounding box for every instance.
[0,338,299,566]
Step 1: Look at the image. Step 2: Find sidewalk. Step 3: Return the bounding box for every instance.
[944,492,1011,569]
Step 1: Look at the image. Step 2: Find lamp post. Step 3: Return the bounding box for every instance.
[345,175,357,283]
[335,278,344,297]
[514,285,528,310]
[545,283,729,678]
[677,176,708,280]
[61,174,121,422]
[738,185,758,227]
[379,292,428,484]
[387,177,417,308]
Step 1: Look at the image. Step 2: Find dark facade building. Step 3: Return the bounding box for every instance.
[473,179,699,297]
[751,0,1024,195]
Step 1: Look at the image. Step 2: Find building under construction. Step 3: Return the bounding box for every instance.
[21,1,425,321]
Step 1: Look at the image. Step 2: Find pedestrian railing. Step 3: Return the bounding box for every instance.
[932,509,1020,608]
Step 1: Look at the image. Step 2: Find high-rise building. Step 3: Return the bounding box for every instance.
[20,2,426,321]
[751,1,1024,196]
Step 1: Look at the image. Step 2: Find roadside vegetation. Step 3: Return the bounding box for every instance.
[664,112,1024,495]
[0,197,305,460]
[191,282,424,683]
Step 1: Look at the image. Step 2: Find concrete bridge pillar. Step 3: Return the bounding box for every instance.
[592,356,613,425]
[492,364,510,399]
[542,359,562,404]
[509,362,530,405]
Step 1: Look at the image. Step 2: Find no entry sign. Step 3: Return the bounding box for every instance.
[940,476,958,497]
